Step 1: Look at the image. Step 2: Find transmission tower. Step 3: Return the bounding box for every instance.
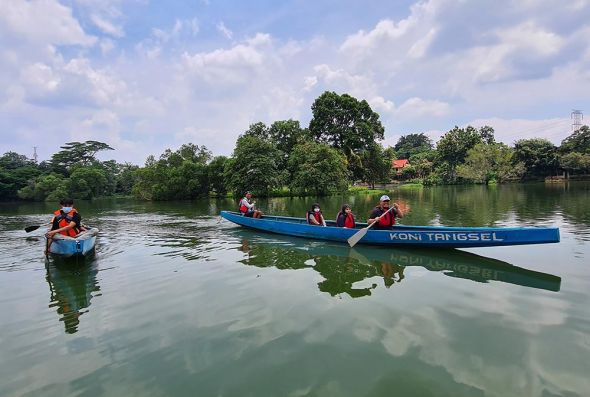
[571,109,583,131]
[33,146,38,163]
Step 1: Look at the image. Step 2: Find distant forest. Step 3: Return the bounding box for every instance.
[2,91,589,201]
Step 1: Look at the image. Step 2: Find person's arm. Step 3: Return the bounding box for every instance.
[320,214,326,227]
[46,220,76,237]
[393,203,403,218]
[368,209,381,224]
[240,198,254,210]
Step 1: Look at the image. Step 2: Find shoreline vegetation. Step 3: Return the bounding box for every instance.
[2,91,590,202]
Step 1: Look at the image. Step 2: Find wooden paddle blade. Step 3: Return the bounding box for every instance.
[25,225,41,233]
[347,227,368,248]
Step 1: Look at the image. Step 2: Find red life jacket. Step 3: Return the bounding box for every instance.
[377,207,395,227]
[345,213,355,228]
[239,198,249,213]
[307,211,323,225]
[336,212,356,228]
[53,208,80,237]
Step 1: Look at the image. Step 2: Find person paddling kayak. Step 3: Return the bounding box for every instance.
[238,191,262,218]
[367,195,403,230]
[45,198,85,254]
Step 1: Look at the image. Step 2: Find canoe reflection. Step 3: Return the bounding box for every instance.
[45,255,100,334]
[233,230,561,297]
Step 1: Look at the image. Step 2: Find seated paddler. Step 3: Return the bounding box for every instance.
[307,203,326,226]
[368,195,403,230]
[238,191,262,218]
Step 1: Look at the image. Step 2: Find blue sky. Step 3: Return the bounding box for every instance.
[1,0,589,164]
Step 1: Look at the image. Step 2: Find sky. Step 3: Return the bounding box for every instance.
[1,0,589,165]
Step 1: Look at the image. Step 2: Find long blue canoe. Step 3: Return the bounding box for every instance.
[46,228,99,257]
[220,211,560,248]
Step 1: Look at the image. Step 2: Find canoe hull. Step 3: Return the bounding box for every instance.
[47,228,99,257]
[220,211,560,248]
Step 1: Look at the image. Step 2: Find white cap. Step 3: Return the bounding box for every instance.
[380,195,390,201]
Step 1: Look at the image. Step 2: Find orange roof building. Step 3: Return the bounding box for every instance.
[392,159,409,169]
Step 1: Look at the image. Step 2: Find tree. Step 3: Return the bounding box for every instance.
[49,141,114,175]
[394,133,433,159]
[208,156,229,195]
[114,163,138,195]
[132,144,212,200]
[560,125,590,154]
[0,151,40,200]
[513,138,559,177]
[66,167,109,199]
[309,91,385,180]
[177,143,212,164]
[560,152,590,174]
[457,143,525,184]
[409,151,435,179]
[17,173,67,201]
[268,120,308,154]
[243,122,270,140]
[436,126,482,182]
[268,120,310,181]
[225,135,281,197]
[361,144,394,188]
[478,125,496,145]
[400,164,418,180]
[288,142,349,195]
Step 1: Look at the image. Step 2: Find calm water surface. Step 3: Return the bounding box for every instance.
[0,183,589,397]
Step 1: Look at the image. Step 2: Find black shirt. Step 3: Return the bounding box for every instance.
[52,211,82,231]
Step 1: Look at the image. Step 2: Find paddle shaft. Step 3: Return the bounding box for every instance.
[347,205,396,247]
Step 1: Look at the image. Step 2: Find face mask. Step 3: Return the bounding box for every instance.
[62,207,72,213]
[314,208,320,213]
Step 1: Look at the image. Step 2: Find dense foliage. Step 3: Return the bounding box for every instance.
[288,142,349,195]
[1,91,588,202]
[309,91,385,181]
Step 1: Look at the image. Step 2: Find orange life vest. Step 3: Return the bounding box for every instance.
[376,207,395,227]
[239,198,250,214]
[344,213,355,228]
[53,208,80,237]
[336,212,356,228]
[307,211,323,225]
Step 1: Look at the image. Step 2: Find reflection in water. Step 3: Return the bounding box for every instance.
[233,229,561,298]
[45,255,101,334]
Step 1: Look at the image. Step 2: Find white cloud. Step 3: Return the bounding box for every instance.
[100,38,116,54]
[216,21,233,40]
[181,34,271,85]
[90,13,124,38]
[152,18,199,43]
[311,64,377,99]
[1,0,96,47]
[368,96,396,114]
[467,117,572,145]
[396,97,451,118]
[2,0,589,165]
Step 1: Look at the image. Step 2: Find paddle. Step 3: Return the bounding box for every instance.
[25,222,53,233]
[347,206,395,248]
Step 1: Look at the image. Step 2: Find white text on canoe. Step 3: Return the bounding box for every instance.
[389,232,504,242]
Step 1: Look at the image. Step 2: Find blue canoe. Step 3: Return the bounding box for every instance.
[46,228,99,257]
[220,211,560,248]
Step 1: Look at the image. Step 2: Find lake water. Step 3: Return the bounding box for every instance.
[0,183,589,397]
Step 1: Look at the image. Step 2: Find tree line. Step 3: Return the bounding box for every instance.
[1,91,589,201]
